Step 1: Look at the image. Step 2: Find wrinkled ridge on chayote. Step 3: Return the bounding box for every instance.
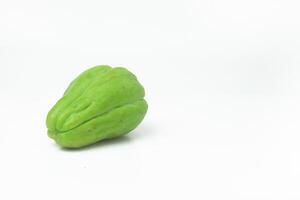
[46,65,148,148]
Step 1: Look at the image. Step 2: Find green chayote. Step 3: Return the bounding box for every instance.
[46,65,148,148]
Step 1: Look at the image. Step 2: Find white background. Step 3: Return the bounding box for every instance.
[1,0,300,199]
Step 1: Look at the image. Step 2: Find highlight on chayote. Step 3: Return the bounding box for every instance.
[46,65,148,148]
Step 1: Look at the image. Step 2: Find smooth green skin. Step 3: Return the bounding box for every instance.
[46,65,148,148]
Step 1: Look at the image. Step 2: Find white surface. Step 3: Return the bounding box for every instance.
[1,0,300,199]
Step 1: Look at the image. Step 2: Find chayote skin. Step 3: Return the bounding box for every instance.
[46,65,148,148]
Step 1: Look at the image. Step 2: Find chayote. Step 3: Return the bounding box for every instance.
[46,65,148,148]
